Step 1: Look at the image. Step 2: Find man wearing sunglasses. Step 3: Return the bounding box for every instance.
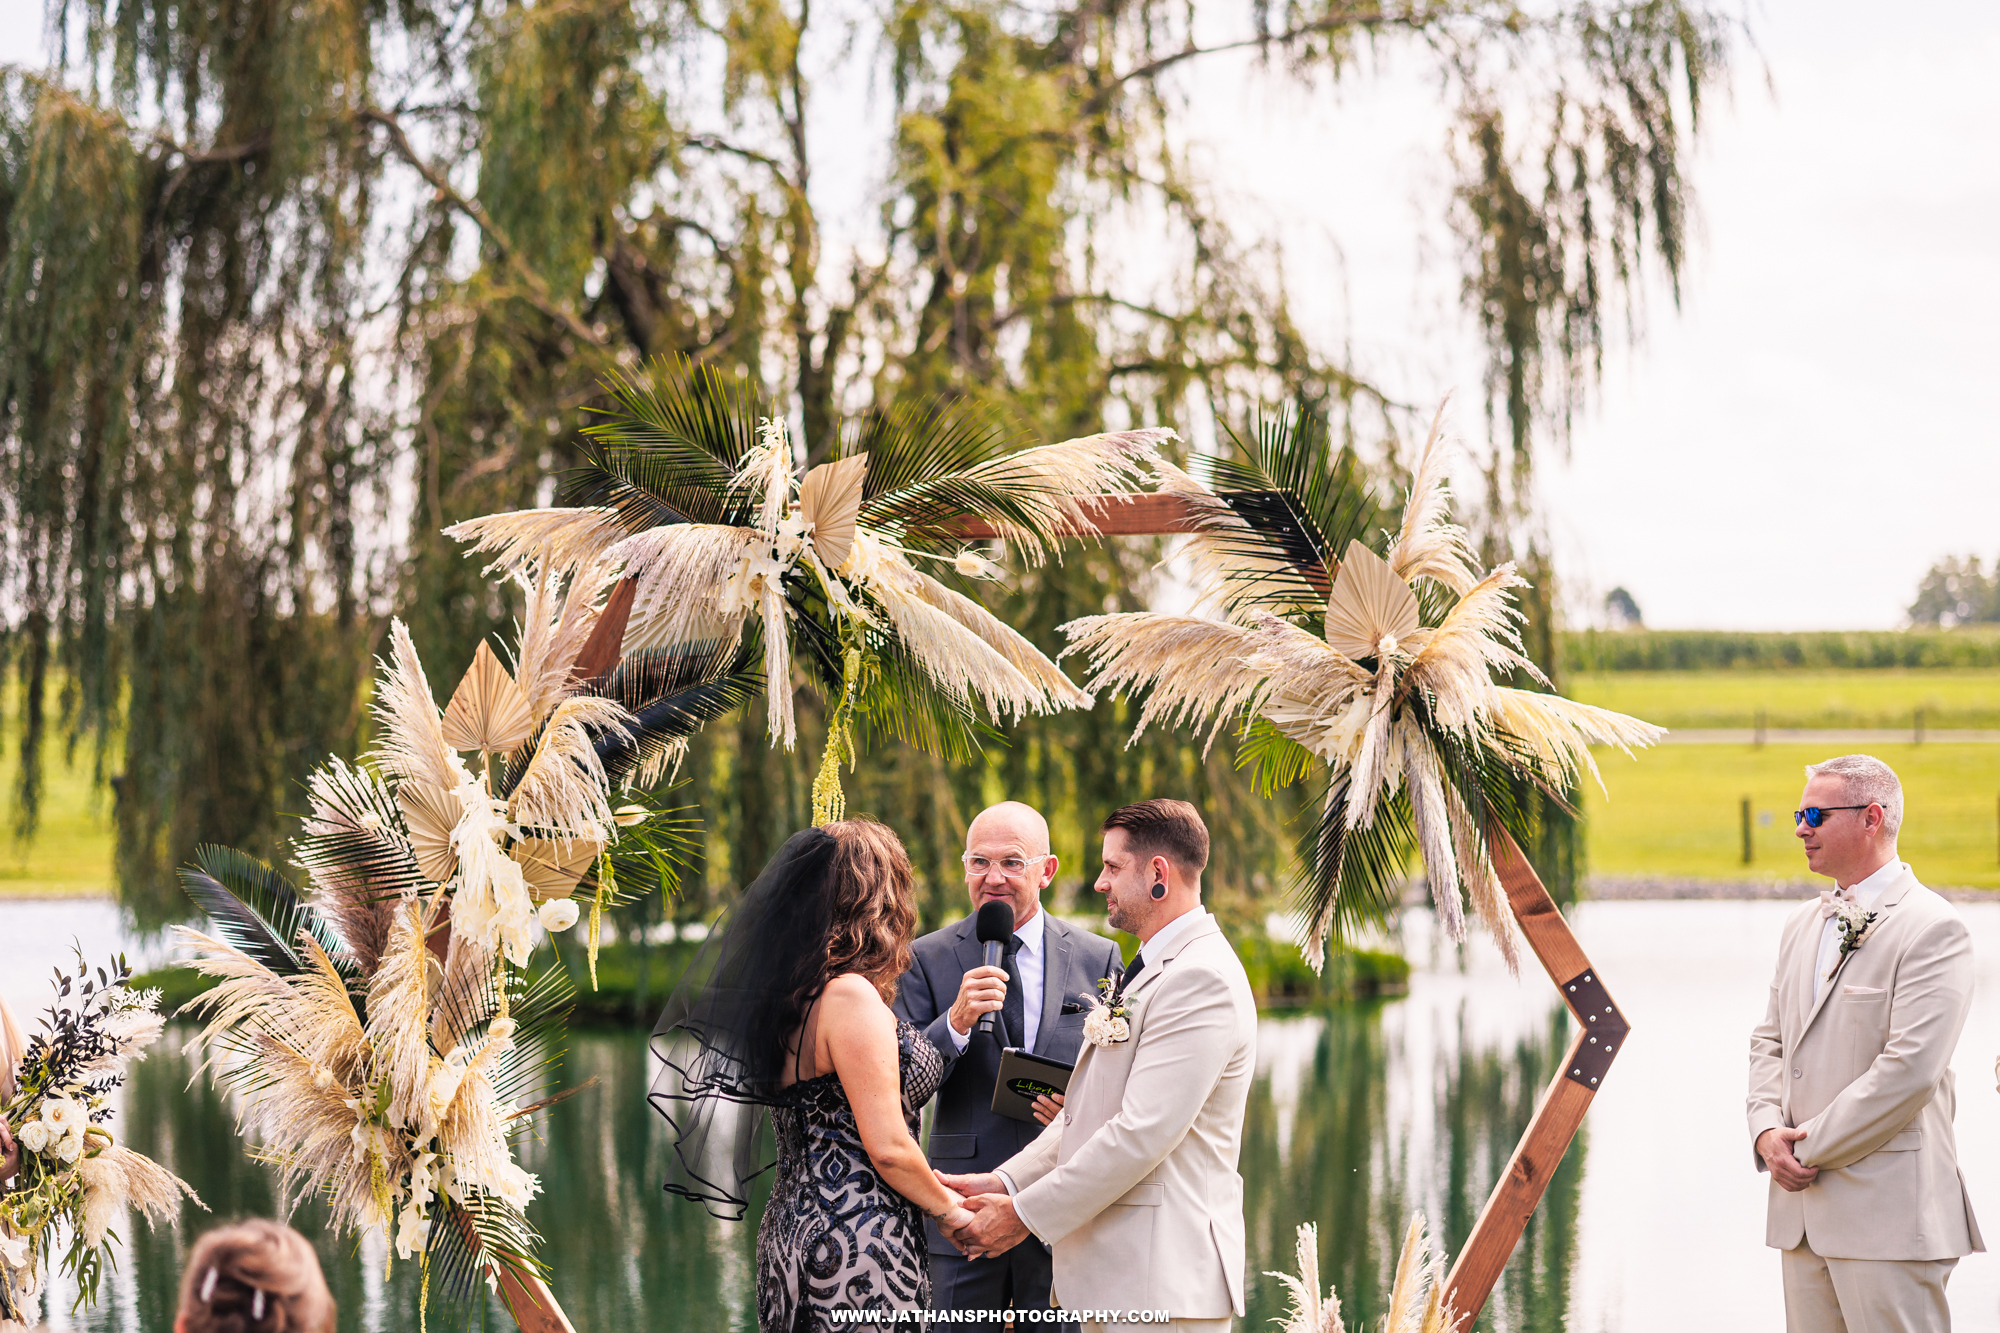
[1748,754,1981,1332]
[894,801,1123,1331]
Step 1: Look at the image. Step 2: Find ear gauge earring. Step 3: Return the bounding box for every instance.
[1151,879,1167,901]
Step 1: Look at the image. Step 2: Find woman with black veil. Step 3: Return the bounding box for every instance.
[650,819,975,1330]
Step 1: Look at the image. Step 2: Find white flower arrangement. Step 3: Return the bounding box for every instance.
[1,952,202,1321]
[1082,977,1134,1048]
[1826,900,1881,980]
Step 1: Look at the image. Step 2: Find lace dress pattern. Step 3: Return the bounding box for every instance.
[757,1018,947,1332]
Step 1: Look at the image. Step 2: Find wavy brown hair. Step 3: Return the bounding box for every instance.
[176,1220,336,1333]
[818,819,918,1004]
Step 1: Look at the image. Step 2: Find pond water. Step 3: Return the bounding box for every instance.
[9,897,2000,1332]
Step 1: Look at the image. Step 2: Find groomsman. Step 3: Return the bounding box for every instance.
[895,802,1123,1330]
[1748,754,1982,1332]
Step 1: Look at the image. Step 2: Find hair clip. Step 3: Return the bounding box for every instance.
[252,1288,266,1319]
[200,1267,218,1302]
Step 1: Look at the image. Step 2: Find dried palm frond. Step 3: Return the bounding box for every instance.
[1382,1212,1455,1333]
[444,507,632,581]
[1065,405,1662,969]
[76,1143,206,1248]
[939,428,1167,563]
[371,621,462,791]
[1263,1221,1345,1333]
[505,694,634,836]
[511,564,609,720]
[1385,405,1481,596]
[441,642,537,756]
[607,523,758,658]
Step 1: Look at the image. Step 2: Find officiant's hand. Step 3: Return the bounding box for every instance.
[1030,1092,1064,1126]
[1757,1126,1818,1192]
[949,966,1010,1036]
[954,1193,1030,1259]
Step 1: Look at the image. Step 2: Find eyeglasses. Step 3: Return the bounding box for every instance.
[1792,805,1871,829]
[961,854,1043,878]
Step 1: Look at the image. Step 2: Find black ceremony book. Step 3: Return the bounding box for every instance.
[990,1047,1075,1124]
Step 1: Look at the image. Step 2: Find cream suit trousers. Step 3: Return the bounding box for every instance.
[1783,1239,1955,1333]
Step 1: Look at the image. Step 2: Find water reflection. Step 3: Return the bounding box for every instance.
[20,994,1580,1332]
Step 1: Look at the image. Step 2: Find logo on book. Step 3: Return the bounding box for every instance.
[1006,1077,1064,1101]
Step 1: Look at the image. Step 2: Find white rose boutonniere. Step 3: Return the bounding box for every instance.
[1082,977,1133,1048]
[1827,900,1880,980]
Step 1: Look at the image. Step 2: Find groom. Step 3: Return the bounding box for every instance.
[1748,754,1982,1332]
[940,799,1257,1333]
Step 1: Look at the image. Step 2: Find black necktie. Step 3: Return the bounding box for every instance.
[1002,933,1026,1048]
[1115,950,1146,1000]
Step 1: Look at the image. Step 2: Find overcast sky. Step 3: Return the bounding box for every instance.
[4,0,1992,631]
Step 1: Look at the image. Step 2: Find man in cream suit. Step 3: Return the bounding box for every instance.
[938,798,1257,1333]
[1748,754,1982,1332]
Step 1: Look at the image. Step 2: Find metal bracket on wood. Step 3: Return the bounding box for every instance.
[1440,827,1629,1330]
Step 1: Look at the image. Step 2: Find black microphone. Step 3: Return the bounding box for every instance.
[973,900,1016,1037]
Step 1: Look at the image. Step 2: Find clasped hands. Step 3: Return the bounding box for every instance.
[1756,1125,1818,1192]
[932,1172,1031,1260]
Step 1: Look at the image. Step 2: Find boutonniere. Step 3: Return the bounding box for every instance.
[1082,978,1132,1048]
[1827,900,1880,979]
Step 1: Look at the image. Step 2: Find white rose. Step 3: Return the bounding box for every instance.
[1107,1016,1130,1043]
[18,1121,49,1155]
[54,1128,85,1164]
[538,898,580,932]
[41,1098,81,1135]
[1083,1008,1115,1047]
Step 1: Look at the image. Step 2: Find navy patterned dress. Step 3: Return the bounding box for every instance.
[757,1018,947,1332]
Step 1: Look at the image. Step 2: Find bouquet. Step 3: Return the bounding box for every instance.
[1,950,203,1320]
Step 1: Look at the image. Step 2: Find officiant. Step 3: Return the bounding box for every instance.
[895,802,1123,1329]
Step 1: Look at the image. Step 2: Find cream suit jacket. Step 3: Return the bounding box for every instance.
[1746,867,1983,1260]
[999,915,1257,1319]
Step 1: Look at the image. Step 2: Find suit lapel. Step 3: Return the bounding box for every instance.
[1798,867,1917,1039]
[1035,916,1072,1056]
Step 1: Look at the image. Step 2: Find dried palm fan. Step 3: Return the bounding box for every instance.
[171,569,750,1325]
[446,355,1169,822]
[1063,408,1662,970]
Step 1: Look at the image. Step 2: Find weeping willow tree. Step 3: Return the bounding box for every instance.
[0,0,1730,922]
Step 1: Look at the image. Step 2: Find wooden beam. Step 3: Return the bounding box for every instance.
[917,492,1206,540]
[1440,825,1629,1329]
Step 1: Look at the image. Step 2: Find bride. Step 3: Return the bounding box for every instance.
[651,820,976,1330]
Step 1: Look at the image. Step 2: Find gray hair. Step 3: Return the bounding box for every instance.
[1804,754,1903,839]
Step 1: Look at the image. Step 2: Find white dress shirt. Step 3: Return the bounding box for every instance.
[947,902,1047,1052]
[1812,859,1903,1004]
[1137,907,1210,971]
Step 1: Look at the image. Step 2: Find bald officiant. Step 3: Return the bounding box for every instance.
[895,802,1123,1329]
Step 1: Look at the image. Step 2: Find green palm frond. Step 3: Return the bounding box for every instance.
[1299,776,1417,962]
[1199,412,1383,615]
[180,847,349,979]
[425,1192,546,1316]
[850,398,1028,526]
[584,646,764,789]
[490,964,575,1114]
[1236,714,1319,796]
[570,357,757,528]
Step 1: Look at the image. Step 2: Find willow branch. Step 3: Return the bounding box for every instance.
[360,107,606,348]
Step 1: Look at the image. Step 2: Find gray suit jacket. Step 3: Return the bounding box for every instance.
[894,910,1123,1255]
[1747,867,1983,1260]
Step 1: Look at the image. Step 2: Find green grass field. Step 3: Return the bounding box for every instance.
[1583,742,2000,889]
[1571,668,2000,732]
[0,734,116,898]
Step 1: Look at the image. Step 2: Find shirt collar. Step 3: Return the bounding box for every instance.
[1139,907,1209,967]
[1846,859,1906,910]
[1012,903,1047,954]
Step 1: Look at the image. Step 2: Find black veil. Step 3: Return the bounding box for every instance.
[648,826,840,1218]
